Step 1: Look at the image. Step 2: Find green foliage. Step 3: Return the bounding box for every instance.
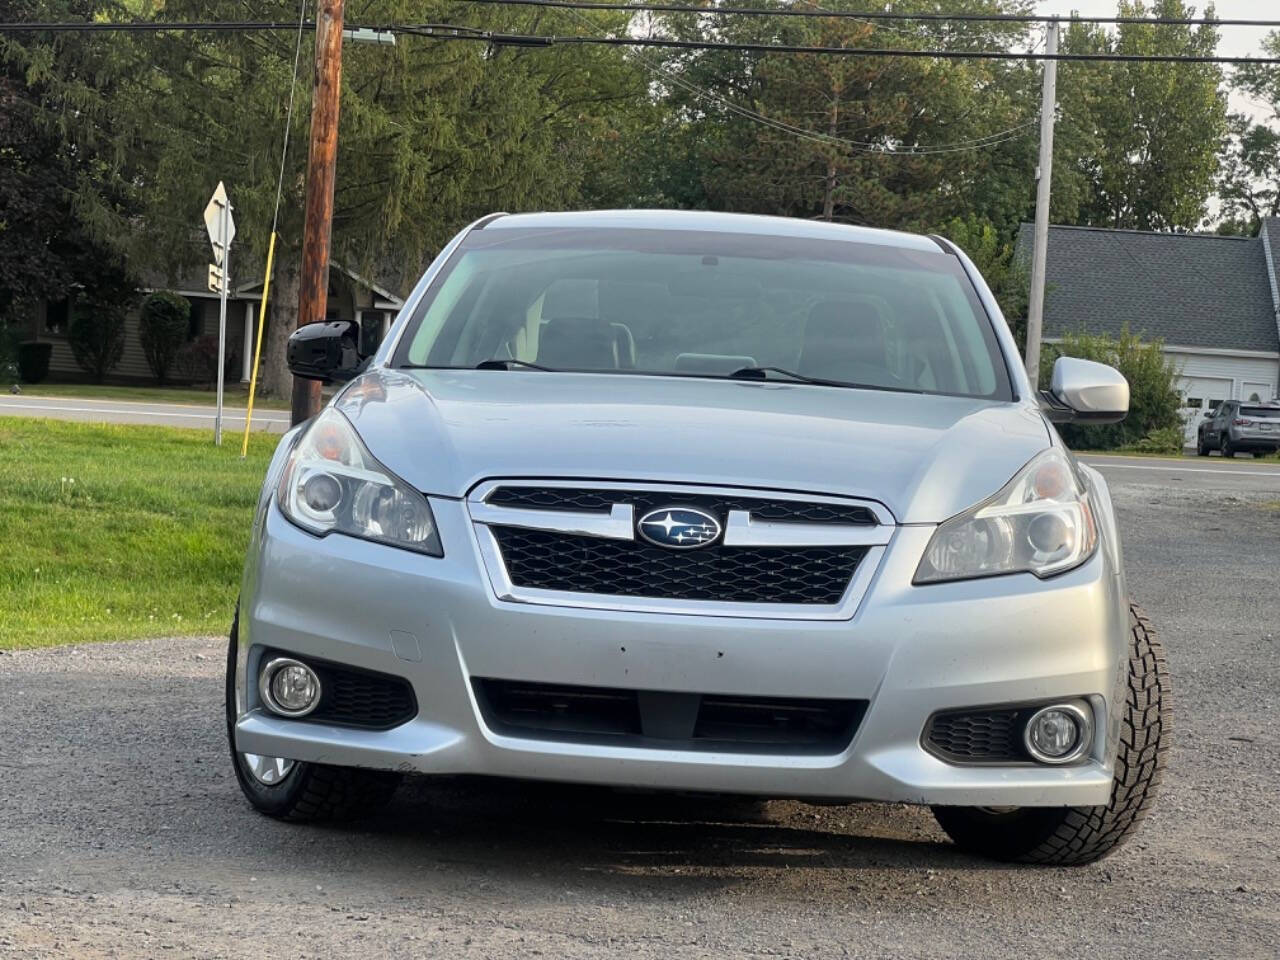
[138,291,190,384]
[1041,330,1182,450]
[1132,426,1185,455]
[17,340,52,383]
[1055,0,1227,230]
[1218,32,1280,233]
[0,1,139,326]
[940,216,1030,346]
[67,304,127,383]
[175,334,221,385]
[641,0,1039,236]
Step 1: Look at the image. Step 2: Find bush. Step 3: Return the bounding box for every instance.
[67,306,127,383]
[175,334,221,384]
[138,292,191,384]
[17,341,53,384]
[1041,329,1181,451]
[1132,426,1184,455]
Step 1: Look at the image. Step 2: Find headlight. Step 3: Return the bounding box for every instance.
[277,408,443,556]
[914,448,1096,584]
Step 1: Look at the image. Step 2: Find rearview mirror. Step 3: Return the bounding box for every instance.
[1039,356,1129,424]
[286,320,366,383]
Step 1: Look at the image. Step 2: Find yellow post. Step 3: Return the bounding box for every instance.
[240,231,278,458]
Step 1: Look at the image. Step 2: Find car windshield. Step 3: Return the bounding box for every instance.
[1241,405,1280,418]
[393,227,1012,400]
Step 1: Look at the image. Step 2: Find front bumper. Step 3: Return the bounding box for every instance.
[234,497,1129,807]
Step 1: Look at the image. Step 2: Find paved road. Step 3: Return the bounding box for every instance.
[0,393,291,432]
[1,466,1278,958]
[1079,452,1280,496]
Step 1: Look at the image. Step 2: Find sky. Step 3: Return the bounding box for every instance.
[1037,0,1277,119]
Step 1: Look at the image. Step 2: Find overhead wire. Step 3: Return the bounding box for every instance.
[3,19,1279,63]
[241,0,309,455]
[440,0,1280,29]
[394,24,1280,65]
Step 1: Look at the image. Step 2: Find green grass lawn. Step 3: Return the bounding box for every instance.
[0,419,278,650]
[11,382,290,409]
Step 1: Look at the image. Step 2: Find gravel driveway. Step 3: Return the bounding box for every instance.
[2,478,1277,959]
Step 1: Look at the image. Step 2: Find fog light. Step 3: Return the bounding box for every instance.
[1023,703,1091,764]
[259,657,321,718]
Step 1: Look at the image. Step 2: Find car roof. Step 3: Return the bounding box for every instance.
[481,209,943,254]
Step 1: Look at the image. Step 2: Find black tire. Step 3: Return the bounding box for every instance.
[1196,434,1208,456]
[225,610,401,822]
[932,602,1170,865]
[1221,435,1235,458]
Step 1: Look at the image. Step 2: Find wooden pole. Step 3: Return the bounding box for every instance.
[291,0,345,426]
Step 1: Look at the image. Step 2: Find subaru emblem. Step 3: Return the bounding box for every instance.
[637,507,722,550]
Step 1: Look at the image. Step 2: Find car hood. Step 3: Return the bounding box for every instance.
[334,368,1050,524]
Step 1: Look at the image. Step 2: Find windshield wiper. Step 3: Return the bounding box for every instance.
[727,366,922,394]
[474,358,554,371]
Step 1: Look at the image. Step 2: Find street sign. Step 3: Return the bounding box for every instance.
[203,181,234,446]
[203,181,236,266]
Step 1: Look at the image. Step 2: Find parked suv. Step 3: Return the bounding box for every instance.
[1198,399,1280,456]
[227,211,1169,865]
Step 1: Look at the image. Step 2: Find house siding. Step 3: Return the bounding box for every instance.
[44,295,255,382]
[1165,351,1279,400]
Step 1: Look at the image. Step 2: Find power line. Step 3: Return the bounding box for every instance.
[0,20,314,32]
[4,19,1279,64]
[445,0,1280,29]
[398,24,1280,64]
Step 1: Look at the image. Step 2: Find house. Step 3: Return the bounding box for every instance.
[28,262,403,384]
[1016,219,1280,445]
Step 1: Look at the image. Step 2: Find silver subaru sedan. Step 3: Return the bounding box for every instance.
[227,210,1169,865]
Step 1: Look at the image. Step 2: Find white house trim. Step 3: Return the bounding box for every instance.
[1043,336,1278,360]
[1159,344,1280,360]
[1261,220,1280,347]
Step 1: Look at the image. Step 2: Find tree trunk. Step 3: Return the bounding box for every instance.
[822,85,839,222]
[260,251,301,399]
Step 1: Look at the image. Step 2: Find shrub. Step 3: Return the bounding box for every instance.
[138,292,191,384]
[17,341,53,383]
[1132,426,1184,455]
[175,334,221,384]
[1040,330,1181,451]
[67,306,127,383]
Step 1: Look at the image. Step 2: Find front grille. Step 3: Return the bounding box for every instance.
[492,526,865,604]
[486,486,878,526]
[924,708,1026,763]
[474,678,866,755]
[264,651,417,730]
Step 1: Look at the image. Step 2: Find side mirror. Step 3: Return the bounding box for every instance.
[286,320,366,383]
[1203,410,1214,419]
[1039,356,1129,424]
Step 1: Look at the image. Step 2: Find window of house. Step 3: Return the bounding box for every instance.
[188,300,204,340]
[1185,397,1202,409]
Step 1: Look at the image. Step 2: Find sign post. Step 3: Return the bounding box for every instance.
[203,181,236,445]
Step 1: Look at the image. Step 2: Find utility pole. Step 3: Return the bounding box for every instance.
[1024,18,1059,392]
[291,0,345,426]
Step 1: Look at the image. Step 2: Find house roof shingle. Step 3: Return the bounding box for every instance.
[1015,222,1280,354]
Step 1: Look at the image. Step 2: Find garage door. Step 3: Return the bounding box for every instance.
[1179,376,1233,446]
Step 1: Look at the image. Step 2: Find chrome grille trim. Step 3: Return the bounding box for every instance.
[466,480,895,621]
